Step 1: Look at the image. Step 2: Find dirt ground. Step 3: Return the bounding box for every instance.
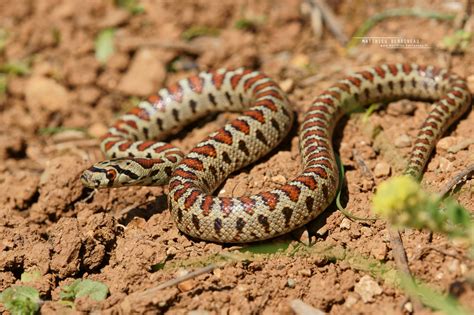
[0,0,473,314]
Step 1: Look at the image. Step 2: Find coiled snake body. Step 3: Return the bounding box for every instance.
[81,64,471,243]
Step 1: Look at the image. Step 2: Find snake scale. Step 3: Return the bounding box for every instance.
[81,64,471,243]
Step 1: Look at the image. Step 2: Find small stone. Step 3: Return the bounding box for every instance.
[117,48,166,96]
[88,123,108,139]
[340,218,351,230]
[387,100,417,115]
[460,263,468,275]
[177,279,195,292]
[290,53,310,69]
[298,269,312,277]
[448,138,474,153]
[360,227,373,237]
[394,134,411,148]
[290,299,326,315]
[371,242,388,260]
[436,136,458,151]
[354,275,382,303]
[188,310,211,315]
[373,162,391,178]
[404,302,413,313]
[279,78,294,93]
[25,76,70,112]
[439,157,453,172]
[287,278,296,288]
[344,294,358,308]
[271,174,287,185]
[448,259,460,273]
[317,225,329,236]
[77,86,101,104]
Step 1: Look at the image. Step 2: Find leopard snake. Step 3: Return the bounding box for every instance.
[81,64,471,243]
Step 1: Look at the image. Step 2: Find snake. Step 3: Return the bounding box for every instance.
[81,64,471,243]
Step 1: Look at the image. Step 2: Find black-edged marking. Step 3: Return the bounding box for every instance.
[142,127,149,139]
[164,166,173,177]
[208,165,218,178]
[236,217,246,232]
[214,218,222,234]
[238,140,250,156]
[282,207,293,227]
[270,118,280,133]
[255,129,268,146]
[172,108,180,122]
[192,214,200,231]
[156,118,164,131]
[225,91,233,105]
[208,93,217,106]
[305,196,314,213]
[222,151,232,164]
[189,100,197,114]
[377,83,383,94]
[258,214,270,233]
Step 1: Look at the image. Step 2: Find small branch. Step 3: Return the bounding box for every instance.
[388,227,424,312]
[438,164,474,198]
[148,264,217,293]
[305,0,348,45]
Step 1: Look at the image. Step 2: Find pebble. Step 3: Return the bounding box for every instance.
[25,76,70,112]
[287,278,296,288]
[354,275,382,303]
[117,48,166,96]
[360,227,373,237]
[373,162,391,178]
[394,134,411,148]
[279,78,295,93]
[340,218,351,230]
[439,157,453,172]
[404,302,413,313]
[88,123,108,139]
[370,242,388,260]
[447,259,460,273]
[387,100,417,115]
[290,299,326,315]
[290,53,310,69]
[436,136,458,151]
[271,174,287,185]
[298,269,312,277]
[344,294,358,308]
[188,310,211,315]
[177,279,195,292]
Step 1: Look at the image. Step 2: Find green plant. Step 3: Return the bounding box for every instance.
[372,175,472,241]
[0,286,41,315]
[95,28,116,64]
[59,279,109,303]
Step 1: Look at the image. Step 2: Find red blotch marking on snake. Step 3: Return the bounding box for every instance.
[188,75,204,94]
[213,129,233,145]
[230,120,251,135]
[243,109,266,123]
[181,157,204,171]
[192,144,217,157]
[280,184,301,202]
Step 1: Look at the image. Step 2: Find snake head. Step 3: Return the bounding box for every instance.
[81,158,142,189]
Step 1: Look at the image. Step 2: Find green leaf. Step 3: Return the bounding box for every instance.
[239,241,290,254]
[181,26,220,41]
[0,28,7,53]
[21,270,42,283]
[0,60,31,75]
[95,29,116,64]
[60,279,108,302]
[114,0,144,14]
[0,286,41,315]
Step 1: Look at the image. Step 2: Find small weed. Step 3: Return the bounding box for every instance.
[95,28,116,64]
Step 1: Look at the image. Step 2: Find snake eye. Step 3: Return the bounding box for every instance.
[106,169,116,181]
